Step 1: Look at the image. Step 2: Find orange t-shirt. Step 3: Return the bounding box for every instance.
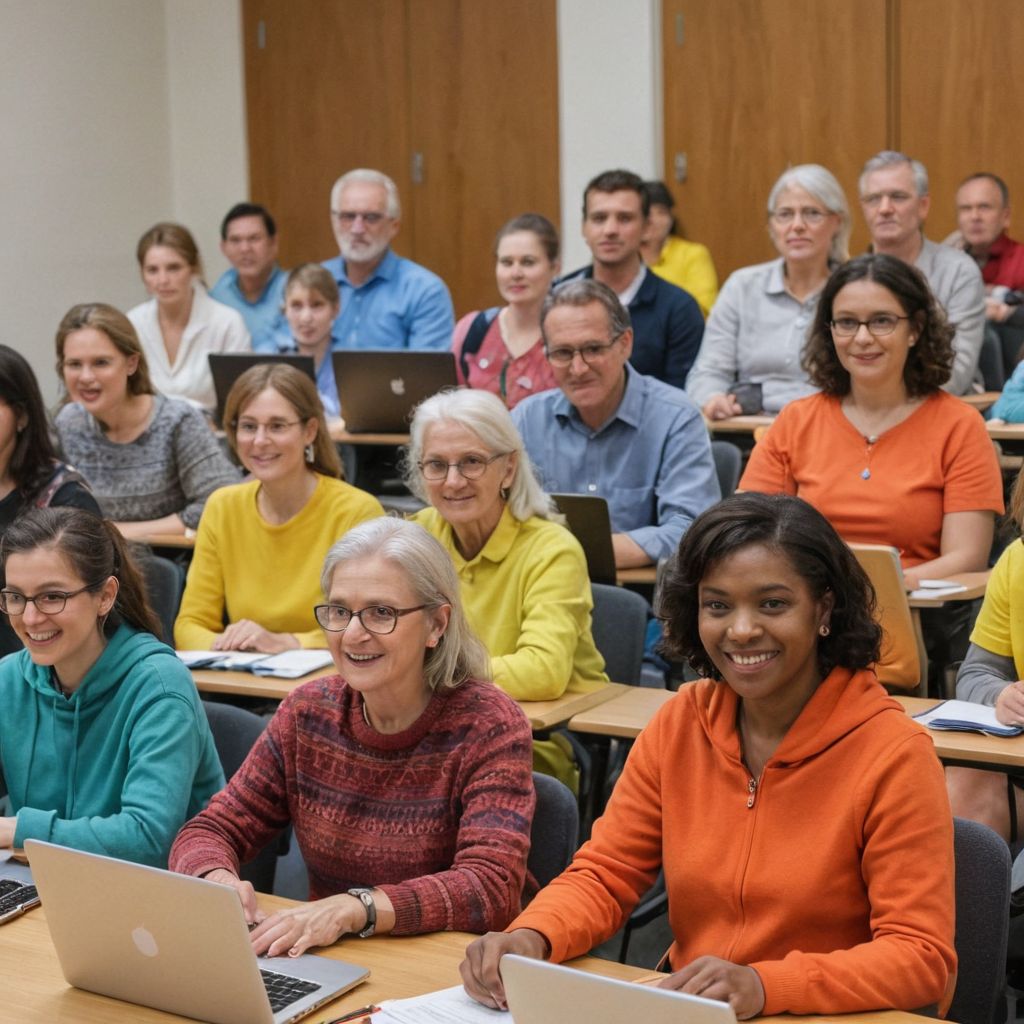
[740,391,1003,567]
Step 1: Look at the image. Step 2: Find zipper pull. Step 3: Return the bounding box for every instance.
[746,777,757,809]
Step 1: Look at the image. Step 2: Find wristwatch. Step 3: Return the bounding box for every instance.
[347,887,376,938]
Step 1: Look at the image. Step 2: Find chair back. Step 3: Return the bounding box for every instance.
[710,440,742,498]
[849,543,927,694]
[528,772,578,888]
[590,583,648,685]
[138,554,184,645]
[950,817,1010,1024]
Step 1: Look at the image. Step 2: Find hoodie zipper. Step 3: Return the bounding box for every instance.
[746,775,757,808]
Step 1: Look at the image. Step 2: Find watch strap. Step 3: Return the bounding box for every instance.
[347,887,376,938]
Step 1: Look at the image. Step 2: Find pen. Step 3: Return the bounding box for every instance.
[321,1005,380,1024]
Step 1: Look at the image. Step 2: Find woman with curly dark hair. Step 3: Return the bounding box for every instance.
[741,253,1002,592]
[462,494,956,1019]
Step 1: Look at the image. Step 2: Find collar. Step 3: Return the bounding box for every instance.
[339,247,397,287]
[617,263,647,305]
[565,262,646,305]
[554,363,641,432]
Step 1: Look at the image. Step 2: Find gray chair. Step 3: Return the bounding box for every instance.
[201,700,280,894]
[590,583,649,687]
[138,554,184,645]
[529,772,579,888]
[710,440,743,499]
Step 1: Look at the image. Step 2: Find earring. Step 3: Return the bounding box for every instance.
[499,486,511,501]
[819,624,831,637]
[305,443,314,464]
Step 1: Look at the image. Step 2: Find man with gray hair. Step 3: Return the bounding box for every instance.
[512,279,719,569]
[859,150,985,394]
[322,168,454,349]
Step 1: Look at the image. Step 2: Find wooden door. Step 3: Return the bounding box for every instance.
[898,0,1024,243]
[662,0,891,281]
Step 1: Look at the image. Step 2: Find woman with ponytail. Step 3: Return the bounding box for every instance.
[0,507,223,866]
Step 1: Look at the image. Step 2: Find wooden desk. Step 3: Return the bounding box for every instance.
[906,571,990,608]
[963,391,1000,412]
[896,696,1024,771]
[570,686,675,739]
[521,681,629,730]
[616,566,657,585]
[329,420,410,445]
[987,421,1024,442]
[705,413,775,435]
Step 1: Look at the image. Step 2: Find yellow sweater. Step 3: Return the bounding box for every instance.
[650,235,719,317]
[174,475,383,649]
[413,506,608,700]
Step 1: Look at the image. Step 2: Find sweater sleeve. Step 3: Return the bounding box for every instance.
[751,729,956,1015]
[14,694,219,868]
[174,492,229,649]
[738,410,797,494]
[685,270,744,407]
[955,642,1017,706]
[173,407,240,529]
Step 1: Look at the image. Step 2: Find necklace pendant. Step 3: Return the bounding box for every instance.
[861,468,871,480]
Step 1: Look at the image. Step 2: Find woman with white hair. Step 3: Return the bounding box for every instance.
[687,164,850,418]
[170,516,535,954]
[404,387,608,701]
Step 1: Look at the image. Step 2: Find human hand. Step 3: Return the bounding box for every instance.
[213,620,299,653]
[703,394,743,421]
[902,570,921,592]
[995,681,1024,727]
[0,817,16,848]
[658,956,765,1020]
[989,418,1006,426]
[204,868,262,926]
[460,928,549,1010]
[986,298,1014,323]
[250,894,363,958]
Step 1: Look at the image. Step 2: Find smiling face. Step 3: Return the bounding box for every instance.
[140,244,195,306]
[285,284,338,355]
[61,327,138,421]
[698,544,833,715]
[768,185,840,268]
[324,555,449,707]
[234,386,318,486]
[4,545,117,689]
[860,163,930,253]
[495,230,559,308]
[221,214,278,280]
[582,189,647,272]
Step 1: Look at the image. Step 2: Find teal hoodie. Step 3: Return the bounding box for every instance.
[0,624,224,867]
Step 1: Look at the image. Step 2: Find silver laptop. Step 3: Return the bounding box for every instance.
[25,839,368,1024]
[501,954,738,1024]
[332,350,457,432]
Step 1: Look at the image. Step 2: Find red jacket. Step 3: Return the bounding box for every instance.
[512,668,956,1014]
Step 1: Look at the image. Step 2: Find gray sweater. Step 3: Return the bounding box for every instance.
[56,395,239,529]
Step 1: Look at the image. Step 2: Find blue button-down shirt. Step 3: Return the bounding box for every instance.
[512,364,720,561]
[321,248,454,350]
[276,337,342,419]
[209,265,290,353]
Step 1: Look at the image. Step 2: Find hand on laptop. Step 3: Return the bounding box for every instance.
[204,868,263,926]
[657,955,765,1020]
[249,892,392,958]
[460,928,550,1010]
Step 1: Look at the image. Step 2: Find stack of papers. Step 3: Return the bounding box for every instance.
[907,579,969,601]
[176,650,334,679]
[375,985,504,1022]
[912,699,1024,737]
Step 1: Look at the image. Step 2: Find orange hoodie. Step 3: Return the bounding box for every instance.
[511,667,956,1015]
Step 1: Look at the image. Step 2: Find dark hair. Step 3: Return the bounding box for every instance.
[540,278,631,344]
[494,213,560,262]
[221,202,277,240]
[0,345,60,498]
[0,507,161,638]
[643,180,679,236]
[658,493,881,680]
[1009,465,1024,535]
[55,303,155,398]
[959,172,1010,207]
[803,254,954,397]
[583,169,649,218]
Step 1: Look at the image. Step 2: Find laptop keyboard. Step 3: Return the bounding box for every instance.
[260,968,321,1012]
[0,878,40,923]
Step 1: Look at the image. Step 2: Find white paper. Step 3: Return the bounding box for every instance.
[176,650,333,678]
[376,985,506,1023]
[913,699,1024,736]
[907,584,968,601]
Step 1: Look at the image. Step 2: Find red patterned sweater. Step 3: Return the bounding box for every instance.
[169,676,535,934]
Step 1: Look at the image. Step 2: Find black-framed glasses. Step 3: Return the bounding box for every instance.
[829,315,911,338]
[0,581,106,616]
[545,334,623,367]
[314,603,427,634]
[418,452,510,481]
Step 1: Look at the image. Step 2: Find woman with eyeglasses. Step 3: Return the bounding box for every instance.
[170,517,535,954]
[403,387,607,703]
[174,364,382,654]
[0,507,223,865]
[687,165,850,419]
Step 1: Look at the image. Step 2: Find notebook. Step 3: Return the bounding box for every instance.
[25,839,368,1024]
[501,955,739,1024]
[550,493,617,586]
[178,649,334,679]
[209,353,317,428]
[332,351,457,433]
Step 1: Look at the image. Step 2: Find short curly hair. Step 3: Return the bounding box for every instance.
[803,253,953,397]
[658,493,881,681]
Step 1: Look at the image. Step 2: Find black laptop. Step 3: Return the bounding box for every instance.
[208,353,316,428]
[551,493,617,586]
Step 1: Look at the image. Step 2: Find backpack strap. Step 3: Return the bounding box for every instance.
[458,307,501,382]
[34,464,87,509]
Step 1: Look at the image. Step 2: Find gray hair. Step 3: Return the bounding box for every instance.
[540,278,631,345]
[767,164,851,263]
[320,517,489,692]
[859,150,929,198]
[403,388,556,522]
[330,168,401,219]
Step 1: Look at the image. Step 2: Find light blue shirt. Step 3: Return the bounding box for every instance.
[210,265,290,353]
[321,248,454,350]
[277,337,341,419]
[512,365,720,561]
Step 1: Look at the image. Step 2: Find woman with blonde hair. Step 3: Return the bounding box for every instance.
[175,363,382,653]
[127,221,250,414]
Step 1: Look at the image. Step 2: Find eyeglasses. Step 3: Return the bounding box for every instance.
[234,419,303,439]
[314,603,426,634]
[860,191,916,207]
[330,210,387,227]
[829,315,911,338]
[545,335,623,367]
[769,207,829,225]
[0,581,105,616]
[418,452,510,481]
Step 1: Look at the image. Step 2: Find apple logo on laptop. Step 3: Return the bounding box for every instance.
[131,925,159,958]
[390,378,406,396]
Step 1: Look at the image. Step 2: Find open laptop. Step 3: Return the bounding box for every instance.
[209,353,316,428]
[551,493,617,585]
[0,855,39,924]
[25,839,368,1024]
[501,954,738,1024]
[332,350,457,433]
